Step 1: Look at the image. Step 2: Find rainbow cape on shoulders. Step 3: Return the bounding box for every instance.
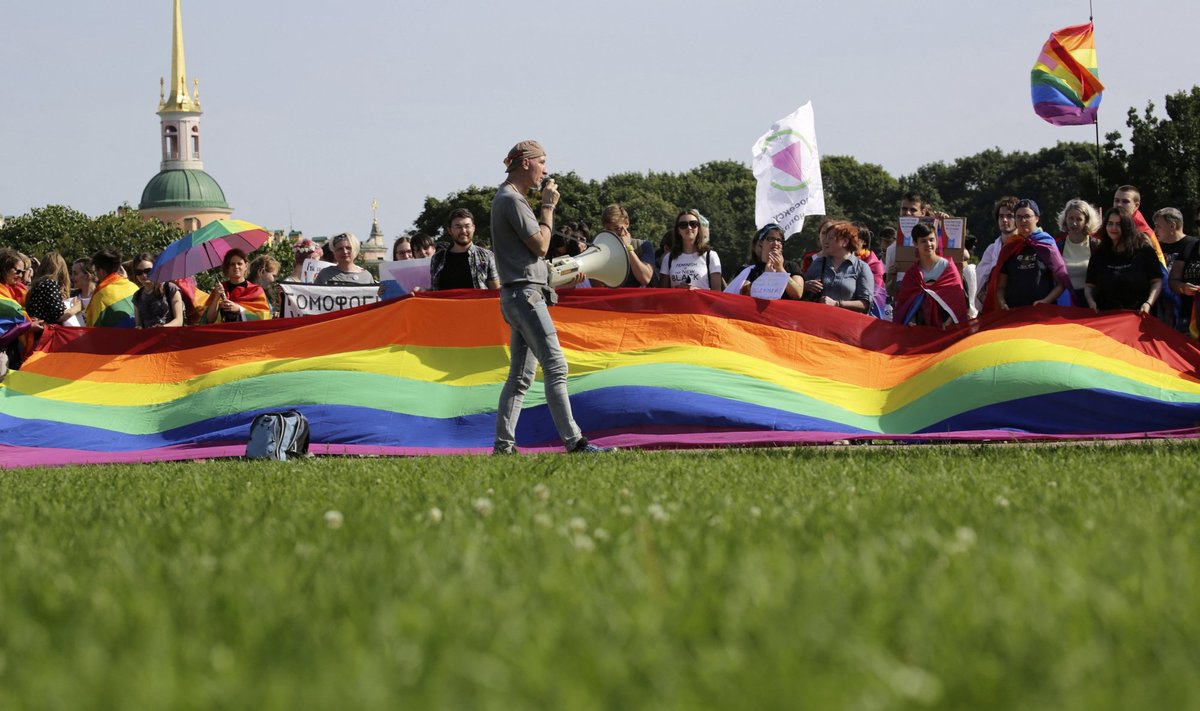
[84,274,138,328]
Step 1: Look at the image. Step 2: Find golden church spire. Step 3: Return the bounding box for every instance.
[158,0,200,113]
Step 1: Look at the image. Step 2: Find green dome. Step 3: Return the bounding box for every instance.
[139,169,230,211]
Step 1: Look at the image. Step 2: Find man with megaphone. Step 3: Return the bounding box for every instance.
[490,140,612,455]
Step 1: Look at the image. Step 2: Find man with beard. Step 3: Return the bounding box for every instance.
[430,208,500,291]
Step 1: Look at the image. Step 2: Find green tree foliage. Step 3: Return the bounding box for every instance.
[813,155,902,255]
[411,88,1199,270]
[0,205,180,264]
[1105,86,1200,231]
[414,186,499,247]
[412,161,758,277]
[904,143,1096,250]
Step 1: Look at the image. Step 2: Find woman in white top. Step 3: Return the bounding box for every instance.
[659,209,724,290]
[1055,199,1101,306]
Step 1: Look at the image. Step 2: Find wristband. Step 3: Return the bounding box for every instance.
[538,221,551,230]
[541,203,556,211]
[626,244,635,254]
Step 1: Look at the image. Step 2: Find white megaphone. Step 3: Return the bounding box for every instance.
[548,231,630,288]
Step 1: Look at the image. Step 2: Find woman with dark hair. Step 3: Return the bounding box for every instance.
[26,251,83,326]
[129,252,184,328]
[410,233,437,259]
[203,248,271,323]
[739,224,804,299]
[392,235,413,261]
[803,221,873,313]
[659,208,723,290]
[1085,209,1162,313]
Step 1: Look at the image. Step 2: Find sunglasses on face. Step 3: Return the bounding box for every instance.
[134,268,153,276]
[677,220,700,230]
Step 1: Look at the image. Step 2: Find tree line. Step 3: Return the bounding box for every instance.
[4,86,1198,280]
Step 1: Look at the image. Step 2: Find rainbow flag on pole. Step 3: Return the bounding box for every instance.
[1032,21,1104,126]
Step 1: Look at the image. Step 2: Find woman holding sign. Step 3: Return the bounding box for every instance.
[895,223,967,328]
[738,224,804,299]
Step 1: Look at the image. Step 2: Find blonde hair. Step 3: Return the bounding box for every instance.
[1057,199,1101,235]
[330,232,360,260]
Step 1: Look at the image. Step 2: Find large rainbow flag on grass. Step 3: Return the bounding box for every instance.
[3,290,1200,469]
[1032,21,1104,126]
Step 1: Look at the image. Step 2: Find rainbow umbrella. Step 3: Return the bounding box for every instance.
[150,219,271,282]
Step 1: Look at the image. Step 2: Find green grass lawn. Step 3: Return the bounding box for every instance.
[1,443,1198,710]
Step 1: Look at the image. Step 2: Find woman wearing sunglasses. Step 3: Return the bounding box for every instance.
[739,223,804,299]
[1,249,37,377]
[659,209,724,290]
[130,252,184,328]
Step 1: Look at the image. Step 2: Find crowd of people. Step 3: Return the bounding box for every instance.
[2,178,1197,382]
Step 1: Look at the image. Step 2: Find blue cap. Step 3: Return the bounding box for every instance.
[1015,199,1040,217]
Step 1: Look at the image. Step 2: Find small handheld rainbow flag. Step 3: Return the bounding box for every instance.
[1031,22,1104,126]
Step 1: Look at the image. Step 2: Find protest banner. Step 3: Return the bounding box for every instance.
[279,283,379,318]
[751,101,826,237]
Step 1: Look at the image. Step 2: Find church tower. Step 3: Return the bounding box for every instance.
[362,198,387,262]
[139,0,232,231]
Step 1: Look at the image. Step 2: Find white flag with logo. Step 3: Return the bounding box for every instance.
[751,101,826,237]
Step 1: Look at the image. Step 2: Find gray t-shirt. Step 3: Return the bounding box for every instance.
[491,182,548,286]
[314,266,376,286]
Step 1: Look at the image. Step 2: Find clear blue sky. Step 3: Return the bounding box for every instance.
[2,0,1196,238]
